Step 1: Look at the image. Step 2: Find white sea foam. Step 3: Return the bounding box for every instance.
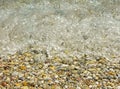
[0,0,120,61]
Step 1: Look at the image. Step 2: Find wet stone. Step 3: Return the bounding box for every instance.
[0,51,119,89]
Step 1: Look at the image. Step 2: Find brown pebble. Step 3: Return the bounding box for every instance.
[1,81,7,87]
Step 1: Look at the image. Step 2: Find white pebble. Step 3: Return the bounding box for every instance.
[117,86,120,89]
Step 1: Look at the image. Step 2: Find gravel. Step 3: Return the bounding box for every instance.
[0,50,120,88]
[0,0,120,88]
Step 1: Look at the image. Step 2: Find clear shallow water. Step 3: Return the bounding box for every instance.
[0,0,120,61]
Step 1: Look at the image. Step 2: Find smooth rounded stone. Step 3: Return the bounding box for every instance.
[21,86,29,89]
[107,86,113,89]
[38,80,44,84]
[118,74,120,80]
[34,66,39,70]
[26,76,31,80]
[87,76,92,79]
[23,52,32,57]
[29,80,36,85]
[26,65,31,69]
[64,85,68,89]
[92,74,99,80]
[70,65,79,70]
[0,87,7,89]
[107,71,116,77]
[95,56,101,61]
[18,77,24,81]
[12,71,19,76]
[52,56,62,62]
[0,72,3,76]
[31,49,40,54]
[29,59,34,64]
[71,70,78,74]
[73,61,79,65]
[42,84,51,89]
[25,57,30,61]
[38,63,44,69]
[54,79,59,83]
[76,86,81,89]
[88,68,98,72]
[95,82,99,85]
[31,67,36,71]
[18,73,24,77]
[1,81,8,87]
[13,66,18,70]
[81,85,89,89]
[6,77,10,82]
[78,59,86,65]
[60,64,69,67]
[89,85,94,88]
[107,82,115,87]
[54,85,61,89]
[86,60,97,64]
[117,86,120,89]
[61,59,71,64]
[54,74,59,78]
[83,70,91,76]
[24,62,30,65]
[33,54,41,62]
[73,73,80,78]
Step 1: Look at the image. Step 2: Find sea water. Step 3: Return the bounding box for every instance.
[0,0,120,61]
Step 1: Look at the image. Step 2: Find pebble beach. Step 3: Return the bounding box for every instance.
[0,0,120,89]
[0,48,120,89]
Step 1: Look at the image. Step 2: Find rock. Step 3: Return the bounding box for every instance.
[1,81,7,87]
[117,86,120,89]
[12,71,19,76]
[20,65,27,70]
[6,77,10,82]
[31,50,40,54]
[21,86,29,89]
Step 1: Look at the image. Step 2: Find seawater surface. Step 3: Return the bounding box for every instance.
[0,0,120,61]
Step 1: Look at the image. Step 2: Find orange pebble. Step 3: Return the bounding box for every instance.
[1,81,7,87]
[20,65,26,70]
[22,81,28,86]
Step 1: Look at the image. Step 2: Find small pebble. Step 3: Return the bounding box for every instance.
[21,86,29,89]
[0,51,119,89]
[117,86,120,89]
